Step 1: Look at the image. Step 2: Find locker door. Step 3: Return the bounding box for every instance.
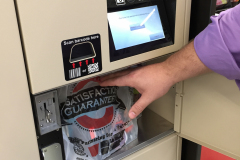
[177,73,240,159]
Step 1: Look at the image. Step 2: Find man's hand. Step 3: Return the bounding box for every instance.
[100,63,175,119]
[100,41,211,119]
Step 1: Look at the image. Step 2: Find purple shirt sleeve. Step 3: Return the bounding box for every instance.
[194,4,240,89]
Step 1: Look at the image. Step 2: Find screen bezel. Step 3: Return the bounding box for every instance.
[107,0,174,62]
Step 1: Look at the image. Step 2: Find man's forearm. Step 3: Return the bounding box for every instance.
[100,40,212,119]
[162,40,211,84]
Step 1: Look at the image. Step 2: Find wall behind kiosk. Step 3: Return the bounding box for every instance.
[15,0,188,94]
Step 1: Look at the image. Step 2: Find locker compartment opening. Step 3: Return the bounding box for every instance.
[32,71,176,160]
[106,108,174,160]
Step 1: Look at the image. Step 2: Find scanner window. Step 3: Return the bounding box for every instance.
[69,42,96,63]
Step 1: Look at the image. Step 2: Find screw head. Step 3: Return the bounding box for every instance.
[40,124,43,127]
[38,101,41,103]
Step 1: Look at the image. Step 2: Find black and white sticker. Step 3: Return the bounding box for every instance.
[61,34,102,81]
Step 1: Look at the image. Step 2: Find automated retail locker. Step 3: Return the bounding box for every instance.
[1,0,240,160]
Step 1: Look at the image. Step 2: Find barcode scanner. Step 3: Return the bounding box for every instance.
[69,42,96,63]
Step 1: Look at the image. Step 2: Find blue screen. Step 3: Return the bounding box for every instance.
[108,5,165,50]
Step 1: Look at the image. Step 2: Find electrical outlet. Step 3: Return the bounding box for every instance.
[34,90,61,135]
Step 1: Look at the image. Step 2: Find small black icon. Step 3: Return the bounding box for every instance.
[116,0,126,5]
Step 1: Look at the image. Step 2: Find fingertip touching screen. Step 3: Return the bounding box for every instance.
[107,0,175,62]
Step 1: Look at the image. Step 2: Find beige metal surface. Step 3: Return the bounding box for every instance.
[179,73,240,159]
[15,0,189,94]
[146,56,175,124]
[148,85,176,124]
[0,0,39,160]
[174,82,184,133]
[173,0,191,133]
[123,134,178,160]
[147,0,192,126]
[176,137,182,160]
[183,0,192,45]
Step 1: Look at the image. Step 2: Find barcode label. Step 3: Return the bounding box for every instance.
[88,63,99,74]
[69,67,81,79]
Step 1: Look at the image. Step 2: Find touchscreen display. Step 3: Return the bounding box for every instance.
[108,5,165,50]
